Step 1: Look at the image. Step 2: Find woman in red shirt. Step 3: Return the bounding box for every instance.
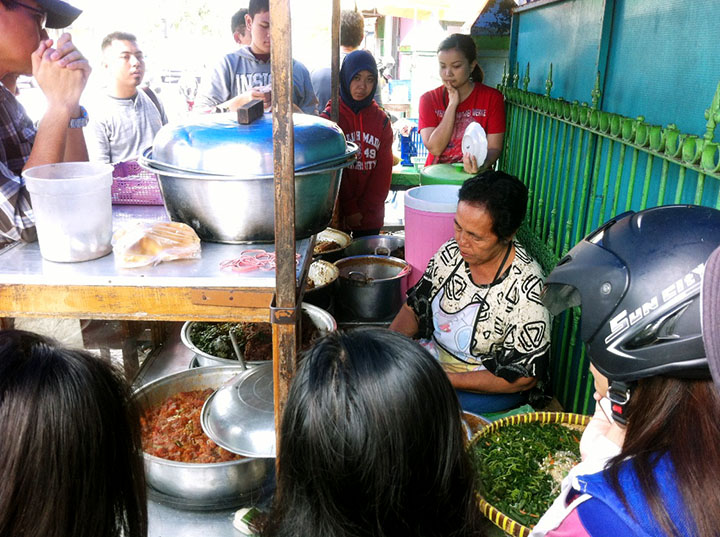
[321,50,393,237]
[419,34,505,173]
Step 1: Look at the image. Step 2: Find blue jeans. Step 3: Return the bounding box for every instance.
[455,389,527,415]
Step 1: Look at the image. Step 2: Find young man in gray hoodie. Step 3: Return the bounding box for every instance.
[195,0,317,115]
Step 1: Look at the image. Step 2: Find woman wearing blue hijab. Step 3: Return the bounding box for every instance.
[321,50,393,236]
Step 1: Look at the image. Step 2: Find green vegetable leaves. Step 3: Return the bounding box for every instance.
[471,422,581,528]
[190,322,247,360]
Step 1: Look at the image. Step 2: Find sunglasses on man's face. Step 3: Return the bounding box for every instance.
[11,0,47,28]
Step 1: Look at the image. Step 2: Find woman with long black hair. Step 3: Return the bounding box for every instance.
[260,328,486,537]
[0,330,147,537]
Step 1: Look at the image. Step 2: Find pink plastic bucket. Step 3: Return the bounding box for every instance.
[404,185,460,289]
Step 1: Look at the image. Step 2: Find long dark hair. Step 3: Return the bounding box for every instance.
[262,328,485,537]
[607,376,720,537]
[438,34,484,85]
[0,330,147,537]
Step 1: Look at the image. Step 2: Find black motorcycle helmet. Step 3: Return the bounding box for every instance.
[543,205,720,383]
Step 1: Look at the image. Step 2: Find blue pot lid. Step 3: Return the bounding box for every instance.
[151,112,349,177]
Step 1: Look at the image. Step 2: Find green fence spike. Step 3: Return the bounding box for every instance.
[523,62,530,91]
[591,71,602,110]
[704,81,720,142]
[545,63,554,98]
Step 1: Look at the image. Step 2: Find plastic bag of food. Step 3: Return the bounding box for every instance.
[112,221,201,268]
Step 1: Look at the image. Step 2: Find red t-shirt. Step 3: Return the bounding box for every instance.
[418,83,506,165]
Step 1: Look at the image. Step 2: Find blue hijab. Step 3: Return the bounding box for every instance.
[340,50,378,114]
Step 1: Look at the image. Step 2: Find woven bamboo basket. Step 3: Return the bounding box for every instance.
[468,412,590,537]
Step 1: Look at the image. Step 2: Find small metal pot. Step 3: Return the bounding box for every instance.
[334,255,410,322]
[180,303,336,367]
[132,366,274,505]
[304,259,339,311]
[344,234,405,259]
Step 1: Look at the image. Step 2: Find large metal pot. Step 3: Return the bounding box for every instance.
[132,366,274,506]
[334,255,410,322]
[140,113,358,243]
[344,234,405,259]
[180,303,336,367]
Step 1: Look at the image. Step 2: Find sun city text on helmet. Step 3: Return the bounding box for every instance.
[604,263,705,346]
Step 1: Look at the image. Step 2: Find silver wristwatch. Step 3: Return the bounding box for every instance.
[69,106,89,128]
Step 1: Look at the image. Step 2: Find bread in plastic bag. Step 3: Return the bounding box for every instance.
[112,221,201,268]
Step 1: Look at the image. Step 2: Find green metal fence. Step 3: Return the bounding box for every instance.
[499,63,720,414]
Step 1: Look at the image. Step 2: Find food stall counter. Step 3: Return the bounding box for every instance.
[0,205,312,291]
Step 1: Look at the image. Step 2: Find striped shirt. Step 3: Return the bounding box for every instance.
[0,84,37,247]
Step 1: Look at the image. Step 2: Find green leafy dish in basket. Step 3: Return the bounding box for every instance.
[468,412,589,537]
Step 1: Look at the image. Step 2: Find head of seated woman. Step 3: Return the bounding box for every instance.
[0,329,147,537]
[263,328,484,537]
[454,170,528,267]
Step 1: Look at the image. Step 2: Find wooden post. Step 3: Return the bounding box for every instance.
[270,0,297,451]
[330,0,340,123]
[329,0,341,227]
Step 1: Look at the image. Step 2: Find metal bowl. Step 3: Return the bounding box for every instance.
[180,303,336,367]
[344,234,405,259]
[132,366,274,504]
[313,227,352,262]
[143,158,354,243]
[304,259,339,310]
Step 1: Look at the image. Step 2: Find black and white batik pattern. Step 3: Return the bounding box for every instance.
[407,239,551,383]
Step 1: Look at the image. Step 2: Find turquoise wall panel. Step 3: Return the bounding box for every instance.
[513,0,604,101]
[603,0,720,137]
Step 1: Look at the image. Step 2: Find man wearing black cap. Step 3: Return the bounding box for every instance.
[0,0,90,248]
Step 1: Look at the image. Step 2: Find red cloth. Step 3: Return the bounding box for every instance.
[418,83,505,166]
[321,99,393,231]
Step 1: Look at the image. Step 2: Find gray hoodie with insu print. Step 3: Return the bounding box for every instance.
[195,46,318,114]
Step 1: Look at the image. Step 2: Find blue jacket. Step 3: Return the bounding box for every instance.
[574,454,696,536]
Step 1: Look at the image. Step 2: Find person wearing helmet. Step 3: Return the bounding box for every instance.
[390,171,551,414]
[536,205,720,537]
[701,245,720,395]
